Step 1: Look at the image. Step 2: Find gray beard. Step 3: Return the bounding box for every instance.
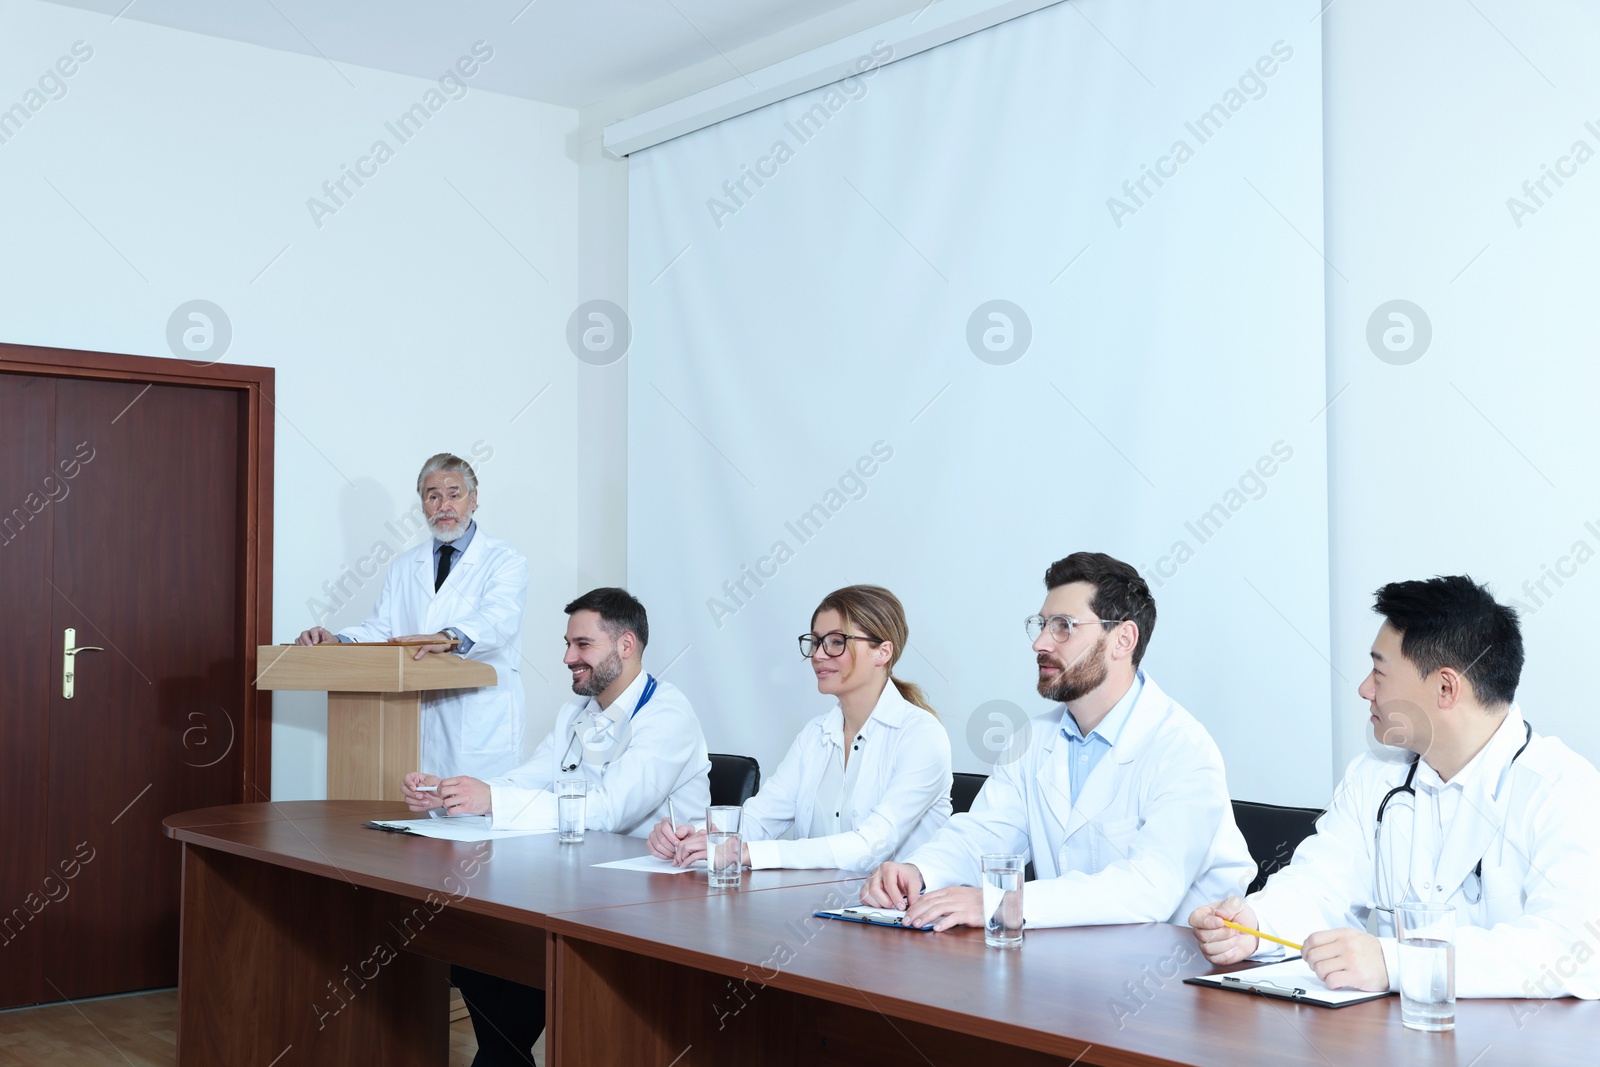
[430,514,469,543]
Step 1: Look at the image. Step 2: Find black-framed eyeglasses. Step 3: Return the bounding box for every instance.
[798,631,882,658]
[1024,614,1126,643]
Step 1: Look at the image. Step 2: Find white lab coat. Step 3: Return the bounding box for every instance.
[338,530,528,781]
[905,673,1254,928]
[485,671,711,837]
[1249,706,1600,998]
[742,682,953,872]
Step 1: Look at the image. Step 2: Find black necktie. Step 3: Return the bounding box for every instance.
[435,545,455,591]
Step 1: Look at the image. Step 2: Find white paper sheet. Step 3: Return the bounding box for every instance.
[592,854,707,874]
[1214,958,1383,1005]
[366,817,555,842]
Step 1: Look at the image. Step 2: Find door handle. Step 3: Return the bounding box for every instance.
[63,627,105,699]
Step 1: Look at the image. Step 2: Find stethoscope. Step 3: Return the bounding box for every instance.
[1372,719,1531,913]
[560,674,657,773]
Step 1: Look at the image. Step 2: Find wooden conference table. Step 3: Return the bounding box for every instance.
[164,802,1596,1066]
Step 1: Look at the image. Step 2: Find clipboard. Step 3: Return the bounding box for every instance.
[814,907,936,931]
[1185,957,1393,1007]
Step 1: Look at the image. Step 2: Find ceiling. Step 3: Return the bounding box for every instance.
[40,0,930,112]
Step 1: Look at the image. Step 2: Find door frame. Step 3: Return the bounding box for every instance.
[0,342,274,799]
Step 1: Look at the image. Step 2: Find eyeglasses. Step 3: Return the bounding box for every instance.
[798,632,882,658]
[1024,614,1125,643]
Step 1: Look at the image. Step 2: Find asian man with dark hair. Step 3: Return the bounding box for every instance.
[1192,575,1600,999]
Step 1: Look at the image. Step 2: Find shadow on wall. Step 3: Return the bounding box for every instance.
[303,477,409,633]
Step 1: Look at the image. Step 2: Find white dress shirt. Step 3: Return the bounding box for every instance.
[1248,706,1600,998]
[484,671,711,837]
[904,672,1254,928]
[742,682,953,872]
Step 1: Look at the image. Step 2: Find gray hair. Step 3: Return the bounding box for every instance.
[416,453,478,497]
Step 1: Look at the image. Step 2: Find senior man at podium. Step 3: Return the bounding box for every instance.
[296,451,529,780]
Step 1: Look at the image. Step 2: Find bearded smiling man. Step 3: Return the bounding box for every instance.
[862,551,1253,931]
[402,587,710,1067]
[402,586,710,832]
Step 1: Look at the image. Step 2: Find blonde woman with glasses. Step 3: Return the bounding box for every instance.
[649,585,952,872]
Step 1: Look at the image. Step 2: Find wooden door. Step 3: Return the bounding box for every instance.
[0,374,56,1006]
[0,358,271,1009]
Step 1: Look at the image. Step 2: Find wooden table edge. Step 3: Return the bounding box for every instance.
[543,911,1197,1065]
[162,803,405,832]
[163,808,866,924]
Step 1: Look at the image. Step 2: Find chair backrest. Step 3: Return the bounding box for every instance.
[951,772,1034,880]
[1231,799,1324,894]
[708,753,761,808]
[950,772,988,815]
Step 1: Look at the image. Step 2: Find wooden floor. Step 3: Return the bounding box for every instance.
[0,990,543,1066]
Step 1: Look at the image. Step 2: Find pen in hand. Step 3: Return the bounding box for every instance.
[667,798,680,865]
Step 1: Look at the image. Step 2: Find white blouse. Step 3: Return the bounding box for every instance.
[742,681,953,872]
[805,714,868,839]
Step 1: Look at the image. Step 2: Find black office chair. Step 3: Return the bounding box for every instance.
[1231,799,1324,894]
[708,753,761,807]
[950,772,988,814]
[949,773,1034,878]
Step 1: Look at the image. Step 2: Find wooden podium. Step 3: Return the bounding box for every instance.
[255,645,497,801]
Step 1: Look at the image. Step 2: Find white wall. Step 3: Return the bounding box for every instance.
[569,123,630,593]
[1324,1,1600,777]
[9,0,1597,807]
[0,0,586,798]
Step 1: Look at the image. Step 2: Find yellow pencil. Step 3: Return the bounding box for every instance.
[1220,918,1303,952]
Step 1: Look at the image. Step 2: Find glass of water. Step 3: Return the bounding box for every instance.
[707,805,743,889]
[1396,902,1455,1031]
[556,778,587,843]
[982,853,1025,948]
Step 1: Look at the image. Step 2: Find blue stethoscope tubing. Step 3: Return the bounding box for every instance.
[560,674,657,772]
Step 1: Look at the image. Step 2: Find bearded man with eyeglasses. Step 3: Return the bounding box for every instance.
[862,551,1254,931]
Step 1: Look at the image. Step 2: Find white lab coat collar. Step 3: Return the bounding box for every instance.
[1419,704,1528,896]
[582,666,650,726]
[1053,673,1175,840]
[815,678,915,749]
[1415,703,1525,795]
[1478,703,1528,800]
[1041,669,1165,765]
[1061,669,1144,748]
[562,668,650,770]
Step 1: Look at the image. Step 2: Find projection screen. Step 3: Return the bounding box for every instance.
[627,0,1331,805]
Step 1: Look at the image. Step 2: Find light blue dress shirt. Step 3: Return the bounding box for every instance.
[1060,669,1145,805]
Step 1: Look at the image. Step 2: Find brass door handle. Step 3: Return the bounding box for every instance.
[63,627,105,699]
